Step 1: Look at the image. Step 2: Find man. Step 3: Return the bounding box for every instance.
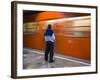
[44,24,55,63]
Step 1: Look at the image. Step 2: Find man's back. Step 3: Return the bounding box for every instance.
[44,28,55,42]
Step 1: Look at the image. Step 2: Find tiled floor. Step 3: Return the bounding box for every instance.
[23,48,90,69]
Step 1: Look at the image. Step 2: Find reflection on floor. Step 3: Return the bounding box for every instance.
[23,48,90,69]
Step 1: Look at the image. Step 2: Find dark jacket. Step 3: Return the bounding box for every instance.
[44,28,53,36]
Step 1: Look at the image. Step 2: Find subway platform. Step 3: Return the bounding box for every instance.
[23,48,90,69]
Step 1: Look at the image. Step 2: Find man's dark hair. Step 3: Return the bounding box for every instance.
[47,24,52,29]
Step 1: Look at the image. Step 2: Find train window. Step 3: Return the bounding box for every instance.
[51,16,91,37]
[23,22,37,34]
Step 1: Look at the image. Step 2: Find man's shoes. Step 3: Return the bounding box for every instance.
[49,60,55,63]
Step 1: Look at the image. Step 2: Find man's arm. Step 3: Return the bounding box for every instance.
[52,33,55,41]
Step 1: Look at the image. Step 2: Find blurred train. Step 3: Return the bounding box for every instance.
[23,11,91,61]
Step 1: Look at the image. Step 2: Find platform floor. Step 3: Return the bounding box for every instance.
[23,48,90,69]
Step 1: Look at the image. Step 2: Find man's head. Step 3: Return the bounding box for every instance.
[47,24,52,29]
